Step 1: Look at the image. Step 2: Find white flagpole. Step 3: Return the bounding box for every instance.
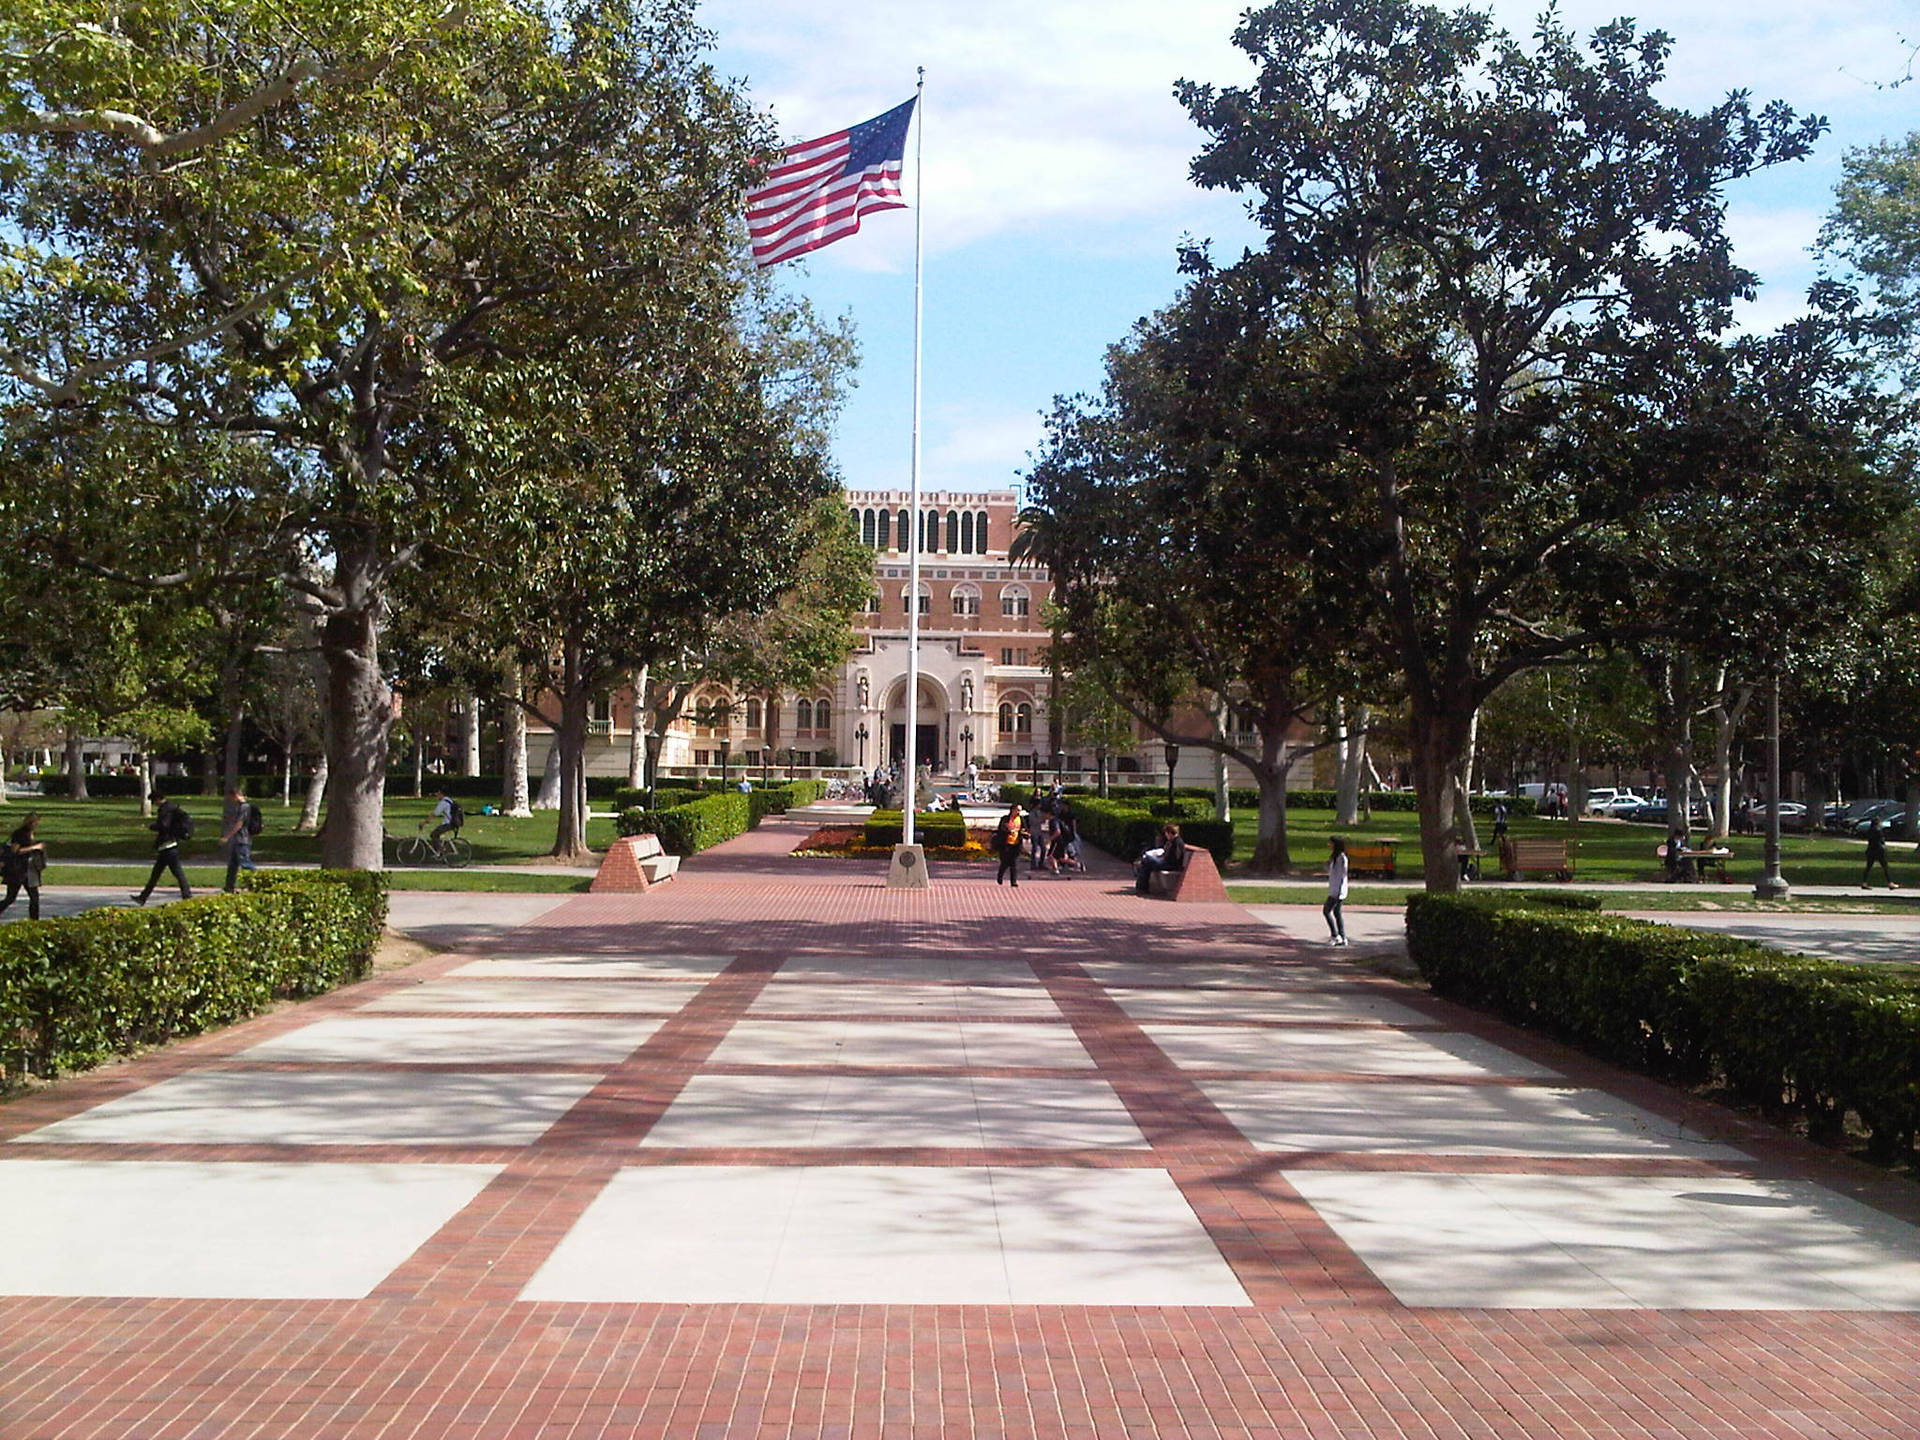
[902,68,926,849]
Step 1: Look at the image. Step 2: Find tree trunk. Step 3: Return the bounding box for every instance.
[317,597,392,871]
[1335,701,1368,825]
[223,708,246,796]
[550,651,595,862]
[1663,658,1694,841]
[298,750,329,831]
[1211,702,1231,823]
[1095,747,1109,799]
[1246,722,1293,874]
[1709,676,1754,841]
[1455,709,1481,852]
[1409,702,1472,894]
[462,694,483,777]
[534,735,561,810]
[140,754,154,819]
[412,731,425,799]
[281,751,293,807]
[626,667,648,789]
[65,729,88,800]
[502,697,532,817]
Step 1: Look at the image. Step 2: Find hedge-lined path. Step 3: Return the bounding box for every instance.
[2,817,1919,1438]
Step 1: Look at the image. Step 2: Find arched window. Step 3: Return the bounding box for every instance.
[813,698,830,730]
[876,508,890,550]
[851,506,862,540]
[960,511,975,554]
[951,583,980,616]
[745,698,762,730]
[1000,584,1030,617]
[693,691,729,736]
[861,508,876,547]
[895,509,910,550]
[865,590,882,612]
[998,702,1015,734]
[796,698,814,731]
[976,510,990,552]
[1016,702,1032,734]
[902,582,930,614]
[945,510,959,552]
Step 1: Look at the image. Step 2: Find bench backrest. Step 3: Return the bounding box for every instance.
[1508,838,1567,861]
[627,833,663,859]
[1348,842,1394,862]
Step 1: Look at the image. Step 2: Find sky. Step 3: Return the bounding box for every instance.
[700,1,1917,497]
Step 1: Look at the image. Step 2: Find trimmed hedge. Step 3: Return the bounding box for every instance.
[1071,796,1234,867]
[1406,893,1920,1161]
[0,869,387,1079]
[863,810,968,848]
[615,791,750,856]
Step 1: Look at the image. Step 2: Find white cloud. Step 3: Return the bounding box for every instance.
[922,402,1046,490]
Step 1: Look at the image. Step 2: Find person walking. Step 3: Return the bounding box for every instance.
[1324,836,1349,946]
[0,812,47,921]
[133,792,194,905]
[1864,817,1895,888]
[220,783,261,893]
[993,803,1025,887]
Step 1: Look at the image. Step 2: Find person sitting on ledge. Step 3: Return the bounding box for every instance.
[1134,822,1188,896]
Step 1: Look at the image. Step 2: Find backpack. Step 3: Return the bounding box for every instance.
[244,803,264,837]
[167,805,195,842]
[447,800,466,827]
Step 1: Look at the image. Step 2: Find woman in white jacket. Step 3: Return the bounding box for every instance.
[1324,836,1349,946]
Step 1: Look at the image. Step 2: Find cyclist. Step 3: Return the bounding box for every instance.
[430,792,465,844]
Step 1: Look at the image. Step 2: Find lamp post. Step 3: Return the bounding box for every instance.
[855,722,869,769]
[719,736,731,789]
[785,747,795,783]
[960,726,973,767]
[1164,741,1180,811]
[761,745,771,788]
[1754,670,1790,900]
[644,730,664,807]
[1053,749,1065,787]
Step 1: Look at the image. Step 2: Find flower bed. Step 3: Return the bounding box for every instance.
[794,826,992,860]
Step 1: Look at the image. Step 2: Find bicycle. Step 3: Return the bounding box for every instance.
[394,821,473,867]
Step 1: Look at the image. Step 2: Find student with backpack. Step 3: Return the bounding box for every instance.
[0,811,47,921]
[431,791,465,841]
[221,783,263,893]
[133,791,194,905]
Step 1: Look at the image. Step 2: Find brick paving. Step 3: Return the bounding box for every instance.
[2,816,1918,1438]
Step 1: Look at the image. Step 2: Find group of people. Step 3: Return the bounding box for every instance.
[990,789,1084,887]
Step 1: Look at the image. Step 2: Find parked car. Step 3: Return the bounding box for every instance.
[1827,799,1900,834]
[1593,792,1648,817]
[1584,788,1620,813]
[1850,807,1907,837]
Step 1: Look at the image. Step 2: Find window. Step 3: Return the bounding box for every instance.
[998,697,1034,735]
[861,508,876,547]
[945,509,959,552]
[1001,647,1014,665]
[976,510,990,552]
[903,583,930,614]
[924,508,939,552]
[1000,584,1030,617]
[998,702,1014,734]
[895,509,910,550]
[745,698,762,730]
[876,508,890,550]
[960,511,975,554]
[865,591,882,612]
[813,698,830,731]
[796,699,814,731]
[951,583,980,616]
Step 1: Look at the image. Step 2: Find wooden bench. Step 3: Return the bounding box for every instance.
[1146,846,1230,901]
[1346,841,1397,879]
[590,832,681,892]
[1500,837,1573,881]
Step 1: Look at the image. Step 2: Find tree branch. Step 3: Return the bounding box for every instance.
[9,58,332,160]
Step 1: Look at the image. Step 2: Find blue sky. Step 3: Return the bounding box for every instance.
[702,1,1916,496]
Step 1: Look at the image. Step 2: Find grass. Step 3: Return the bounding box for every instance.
[1224,806,1908,890]
[38,864,594,894]
[4,796,619,867]
[1225,882,1920,914]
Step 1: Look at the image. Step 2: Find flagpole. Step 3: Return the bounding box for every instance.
[902,67,926,850]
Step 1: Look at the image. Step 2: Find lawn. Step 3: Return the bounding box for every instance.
[1227,806,1904,890]
[5,796,619,868]
[37,865,595,893]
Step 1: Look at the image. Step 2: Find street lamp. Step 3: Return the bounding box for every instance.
[644,730,664,806]
[1754,670,1791,900]
[719,736,731,789]
[960,726,973,765]
[855,722,869,768]
[761,745,771,787]
[785,747,795,783]
[1164,741,1180,811]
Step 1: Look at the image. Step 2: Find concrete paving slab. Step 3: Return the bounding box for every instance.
[385,892,575,949]
[772,954,1042,985]
[360,979,705,1014]
[707,1019,1097,1069]
[0,1159,499,1297]
[1203,1080,1745,1157]
[748,980,1063,1018]
[1111,986,1434,1025]
[521,1166,1248,1306]
[446,953,733,979]
[1287,1172,1920,1309]
[1140,1023,1559,1077]
[239,1015,661,1066]
[13,1070,603,1147]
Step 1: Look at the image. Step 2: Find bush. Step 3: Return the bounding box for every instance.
[1404,893,1920,1162]
[615,791,749,856]
[860,809,968,848]
[37,774,147,798]
[1071,797,1234,867]
[0,869,386,1079]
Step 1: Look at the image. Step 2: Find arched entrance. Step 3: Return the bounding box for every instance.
[882,676,948,771]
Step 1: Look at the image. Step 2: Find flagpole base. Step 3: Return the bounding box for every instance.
[886,843,931,889]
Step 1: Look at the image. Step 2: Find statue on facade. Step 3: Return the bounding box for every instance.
[960,675,974,712]
[857,673,871,708]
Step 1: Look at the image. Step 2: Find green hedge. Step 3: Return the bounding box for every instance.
[0,869,387,1079]
[615,791,750,856]
[863,810,968,848]
[1405,893,1920,1161]
[1071,796,1234,867]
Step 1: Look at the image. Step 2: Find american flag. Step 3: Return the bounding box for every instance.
[746,98,917,267]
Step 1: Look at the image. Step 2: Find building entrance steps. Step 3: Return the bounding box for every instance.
[2,814,1919,1438]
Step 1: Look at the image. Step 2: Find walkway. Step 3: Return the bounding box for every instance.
[2,816,1918,1438]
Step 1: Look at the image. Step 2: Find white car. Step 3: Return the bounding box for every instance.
[1584,788,1620,813]
[1593,793,1648,817]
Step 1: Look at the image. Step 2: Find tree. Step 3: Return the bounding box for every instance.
[1177,0,1829,889]
[1,0,784,868]
[1820,131,1920,391]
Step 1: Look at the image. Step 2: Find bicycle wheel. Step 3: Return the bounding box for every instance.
[443,836,474,868]
[396,836,430,866]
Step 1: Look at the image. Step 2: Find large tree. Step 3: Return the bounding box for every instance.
[1176,0,1829,889]
[1,0,781,868]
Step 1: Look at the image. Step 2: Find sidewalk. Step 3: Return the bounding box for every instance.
[1,814,1916,1438]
